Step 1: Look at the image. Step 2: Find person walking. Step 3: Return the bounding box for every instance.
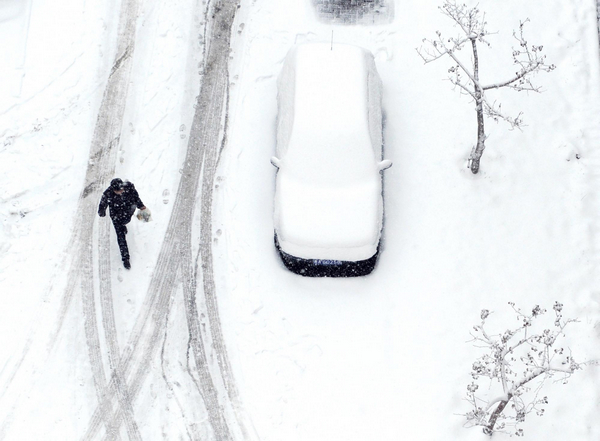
[98,178,146,269]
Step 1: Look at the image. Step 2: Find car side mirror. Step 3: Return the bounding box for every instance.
[270,156,281,168]
[378,159,392,171]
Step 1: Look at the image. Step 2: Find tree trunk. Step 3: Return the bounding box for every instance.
[483,397,511,435]
[470,100,486,174]
[468,38,486,174]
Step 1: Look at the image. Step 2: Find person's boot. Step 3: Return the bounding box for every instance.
[124,259,131,270]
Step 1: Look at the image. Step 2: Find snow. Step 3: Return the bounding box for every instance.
[277,44,382,183]
[1,0,600,440]
[274,43,384,260]
[218,0,600,439]
[282,44,378,160]
[275,174,381,260]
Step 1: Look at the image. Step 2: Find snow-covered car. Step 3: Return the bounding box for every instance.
[271,43,392,277]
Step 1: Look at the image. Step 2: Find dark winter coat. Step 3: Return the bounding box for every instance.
[98,181,145,225]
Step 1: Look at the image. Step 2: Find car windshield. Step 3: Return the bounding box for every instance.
[284,137,375,186]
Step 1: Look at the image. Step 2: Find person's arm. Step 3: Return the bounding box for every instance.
[130,184,146,210]
[98,191,109,217]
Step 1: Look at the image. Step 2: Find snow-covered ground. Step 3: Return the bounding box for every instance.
[1,0,600,440]
[218,0,600,439]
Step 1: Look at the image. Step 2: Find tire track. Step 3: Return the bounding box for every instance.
[82,1,249,439]
[82,239,181,441]
[159,280,196,440]
[185,1,256,439]
[100,250,182,441]
[98,220,141,441]
[195,8,257,438]
[81,233,121,440]
[195,46,256,441]
[71,0,142,437]
[83,163,187,440]
[178,0,255,438]
[182,227,232,441]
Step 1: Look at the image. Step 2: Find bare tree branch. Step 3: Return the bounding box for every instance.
[463,302,586,437]
[483,20,555,91]
[416,1,554,173]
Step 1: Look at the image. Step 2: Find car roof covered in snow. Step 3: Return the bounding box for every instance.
[280,43,378,186]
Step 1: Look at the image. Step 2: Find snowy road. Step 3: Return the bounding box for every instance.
[81,1,250,440]
[1,0,252,439]
[79,0,141,438]
[1,0,600,440]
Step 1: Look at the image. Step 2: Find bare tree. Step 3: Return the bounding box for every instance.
[463,302,592,436]
[417,1,555,174]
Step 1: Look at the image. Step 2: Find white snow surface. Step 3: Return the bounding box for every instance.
[0,0,599,441]
[280,43,381,170]
[274,43,384,260]
[275,174,382,260]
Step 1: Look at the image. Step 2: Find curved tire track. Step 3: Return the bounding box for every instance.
[82,1,253,439]
[183,1,257,439]
[68,0,143,438]
[98,219,141,441]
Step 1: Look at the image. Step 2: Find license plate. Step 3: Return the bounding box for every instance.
[313,259,342,266]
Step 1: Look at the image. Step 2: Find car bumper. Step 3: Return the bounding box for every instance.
[274,234,379,277]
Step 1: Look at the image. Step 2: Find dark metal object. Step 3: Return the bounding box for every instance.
[312,0,393,25]
[275,235,378,277]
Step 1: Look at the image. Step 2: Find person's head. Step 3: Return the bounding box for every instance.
[111,178,124,194]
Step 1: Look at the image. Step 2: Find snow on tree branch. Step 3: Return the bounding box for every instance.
[416,1,555,174]
[463,302,588,437]
[482,20,556,92]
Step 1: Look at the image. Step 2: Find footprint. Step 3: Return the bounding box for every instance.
[213,229,222,244]
[294,32,317,45]
[375,47,392,62]
[3,136,14,147]
[163,189,170,204]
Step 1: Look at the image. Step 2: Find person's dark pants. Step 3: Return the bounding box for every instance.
[112,204,136,262]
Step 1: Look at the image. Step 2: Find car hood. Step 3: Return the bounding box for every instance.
[274,173,383,261]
